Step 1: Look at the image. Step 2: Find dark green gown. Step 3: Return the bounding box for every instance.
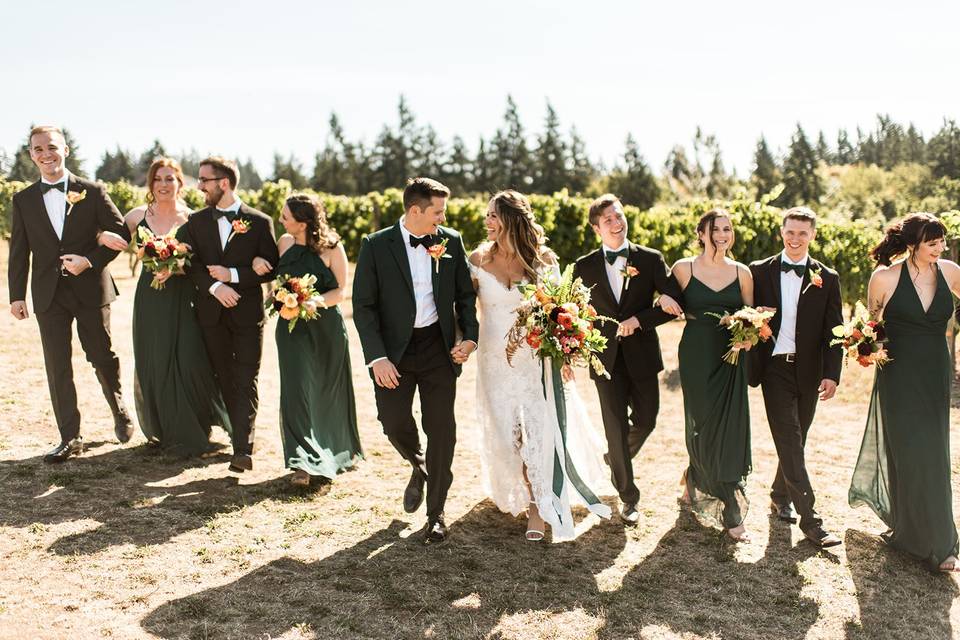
[849,262,959,569]
[132,218,232,455]
[679,273,752,529]
[275,244,362,478]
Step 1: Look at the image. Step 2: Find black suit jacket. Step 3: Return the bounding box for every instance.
[8,175,128,312]
[177,204,279,327]
[351,222,479,376]
[573,243,682,382]
[748,254,844,389]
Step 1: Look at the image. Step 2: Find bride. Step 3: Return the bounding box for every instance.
[464,190,611,542]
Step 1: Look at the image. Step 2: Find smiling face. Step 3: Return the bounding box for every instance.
[198,164,228,207]
[701,215,734,255]
[485,203,502,242]
[912,234,946,266]
[29,130,69,182]
[781,218,816,262]
[406,195,447,236]
[151,166,181,204]
[591,203,628,249]
[279,204,306,237]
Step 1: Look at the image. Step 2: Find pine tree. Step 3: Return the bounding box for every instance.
[489,95,532,190]
[874,114,905,168]
[440,135,473,195]
[532,102,567,194]
[238,158,263,189]
[905,123,927,164]
[815,131,832,164]
[8,126,85,181]
[835,129,856,165]
[608,134,659,210]
[750,136,781,198]
[270,153,308,189]
[473,138,493,193]
[566,127,595,195]
[312,112,360,194]
[779,124,823,206]
[928,119,960,179]
[136,139,167,184]
[96,147,137,182]
[177,149,202,179]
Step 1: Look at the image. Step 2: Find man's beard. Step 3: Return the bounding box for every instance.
[204,186,223,207]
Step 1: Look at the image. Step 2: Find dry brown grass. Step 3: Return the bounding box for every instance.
[1,241,959,640]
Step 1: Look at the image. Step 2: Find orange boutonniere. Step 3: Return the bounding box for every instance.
[426,238,450,273]
[621,264,639,290]
[65,189,86,216]
[802,266,823,295]
[227,217,250,243]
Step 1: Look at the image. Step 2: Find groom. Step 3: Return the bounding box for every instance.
[573,194,683,525]
[177,157,279,473]
[7,125,133,462]
[352,177,479,544]
[748,206,843,548]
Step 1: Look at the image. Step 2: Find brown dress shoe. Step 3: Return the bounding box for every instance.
[804,526,842,548]
[43,437,84,464]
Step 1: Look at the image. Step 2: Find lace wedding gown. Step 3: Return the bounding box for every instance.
[472,263,612,541]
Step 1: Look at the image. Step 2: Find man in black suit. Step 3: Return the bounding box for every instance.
[749,206,843,548]
[177,157,279,473]
[352,177,479,544]
[573,194,683,524]
[8,125,133,462]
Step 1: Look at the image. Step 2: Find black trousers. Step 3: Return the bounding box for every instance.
[201,315,264,457]
[760,355,823,532]
[593,350,660,505]
[374,323,457,522]
[35,282,124,443]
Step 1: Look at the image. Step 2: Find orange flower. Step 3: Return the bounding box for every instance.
[279,305,299,320]
[759,324,773,339]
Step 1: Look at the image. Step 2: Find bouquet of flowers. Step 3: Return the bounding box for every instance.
[830,301,891,368]
[136,225,192,290]
[506,264,614,378]
[707,306,775,365]
[266,274,327,333]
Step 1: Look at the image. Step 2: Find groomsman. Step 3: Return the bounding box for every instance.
[177,157,278,473]
[352,178,479,544]
[573,194,683,524]
[749,206,843,548]
[7,125,133,462]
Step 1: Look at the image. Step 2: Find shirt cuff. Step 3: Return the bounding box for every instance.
[230,268,239,283]
[366,356,388,368]
[209,282,223,295]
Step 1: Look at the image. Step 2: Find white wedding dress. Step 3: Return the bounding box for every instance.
[472,262,612,541]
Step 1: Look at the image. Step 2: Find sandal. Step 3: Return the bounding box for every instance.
[526,502,545,542]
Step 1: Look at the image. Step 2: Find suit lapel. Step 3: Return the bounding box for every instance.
[60,176,84,238]
[430,228,444,303]
[31,183,59,240]
[386,222,415,299]
[201,208,224,261]
[617,243,641,310]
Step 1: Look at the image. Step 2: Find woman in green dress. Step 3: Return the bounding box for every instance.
[99,158,231,455]
[850,212,960,572]
[255,194,362,485]
[672,209,755,542]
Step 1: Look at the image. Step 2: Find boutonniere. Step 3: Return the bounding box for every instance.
[426,238,450,273]
[802,266,823,295]
[65,189,86,216]
[621,264,639,290]
[227,216,251,242]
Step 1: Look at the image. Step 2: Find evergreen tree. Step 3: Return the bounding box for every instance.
[608,134,659,210]
[750,136,781,198]
[473,138,494,193]
[136,139,167,183]
[418,125,446,182]
[8,126,85,181]
[566,126,595,195]
[178,149,202,179]
[311,112,360,194]
[0,148,10,177]
[532,102,567,194]
[238,158,263,189]
[928,119,960,179]
[489,95,532,190]
[779,124,823,206]
[874,114,905,168]
[370,96,422,190]
[270,153,308,189]
[815,131,832,164]
[836,129,856,164]
[96,147,137,182]
[440,135,473,195]
[905,124,927,164]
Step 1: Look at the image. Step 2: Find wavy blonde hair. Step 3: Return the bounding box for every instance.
[487,190,549,283]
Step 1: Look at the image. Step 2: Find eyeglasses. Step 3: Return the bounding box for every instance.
[197,176,224,184]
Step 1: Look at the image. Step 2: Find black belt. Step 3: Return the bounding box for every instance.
[773,353,796,363]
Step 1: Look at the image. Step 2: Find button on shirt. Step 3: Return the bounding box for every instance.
[208,199,242,295]
[399,219,440,328]
[603,240,629,304]
[41,173,69,240]
[772,251,807,356]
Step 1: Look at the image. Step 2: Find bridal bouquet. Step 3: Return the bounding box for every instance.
[266,273,327,332]
[136,225,192,290]
[707,306,775,365]
[506,264,614,377]
[830,301,891,368]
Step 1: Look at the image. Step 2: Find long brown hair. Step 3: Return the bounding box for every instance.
[286,193,339,255]
[871,212,946,266]
[145,157,185,204]
[696,208,734,257]
[487,190,549,283]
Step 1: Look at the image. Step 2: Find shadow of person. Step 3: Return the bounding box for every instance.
[142,500,628,639]
[845,529,958,639]
[0,444,308,556]
[597,510,825,640]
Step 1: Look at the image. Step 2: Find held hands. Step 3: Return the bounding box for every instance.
[97,230,129,251]
[208,265,232,282]
[372,359,401,389]
[450,340,476,365]
[657,294,684,316]
[60,254,91,276]
[213,284,241,308]
[818,378,838,401]
[252,257,273,276]
[616,316,641,338]
[9,301,28,320]
[561,363,575,382]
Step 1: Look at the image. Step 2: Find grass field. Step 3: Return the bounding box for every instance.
[1,243,959,640]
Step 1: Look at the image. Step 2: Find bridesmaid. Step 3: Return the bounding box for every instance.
[850,212,960,572]
[671,209,754,542]
[255,194,362,485]
[100,158,231,454]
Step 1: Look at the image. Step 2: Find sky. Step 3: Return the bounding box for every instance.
[2,0,958,181]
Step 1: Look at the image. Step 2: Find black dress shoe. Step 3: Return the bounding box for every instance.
[403,467,427,513]
[619,502,640,526]
[228,454,253,473]
[804,526,842,548]
[114,413,134,444]
[425,516,447,544]
[43,437,83,464]
[770,501,797,524]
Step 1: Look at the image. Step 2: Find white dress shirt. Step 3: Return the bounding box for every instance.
[602,240,629,304]
[399,218,440,328]
[209,198,242,295]
[40,172,69,240]
[772,251,808,356]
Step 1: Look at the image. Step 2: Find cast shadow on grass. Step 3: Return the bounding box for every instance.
[142,501,629,639]
[0,444,325,555]
[844,529,957,639]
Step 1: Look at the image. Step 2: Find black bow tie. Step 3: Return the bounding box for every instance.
[409,234,436,249]
[780,261,806,277]
[605,248,628,265]
[40,182,65,193]
[216,209,238,222]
